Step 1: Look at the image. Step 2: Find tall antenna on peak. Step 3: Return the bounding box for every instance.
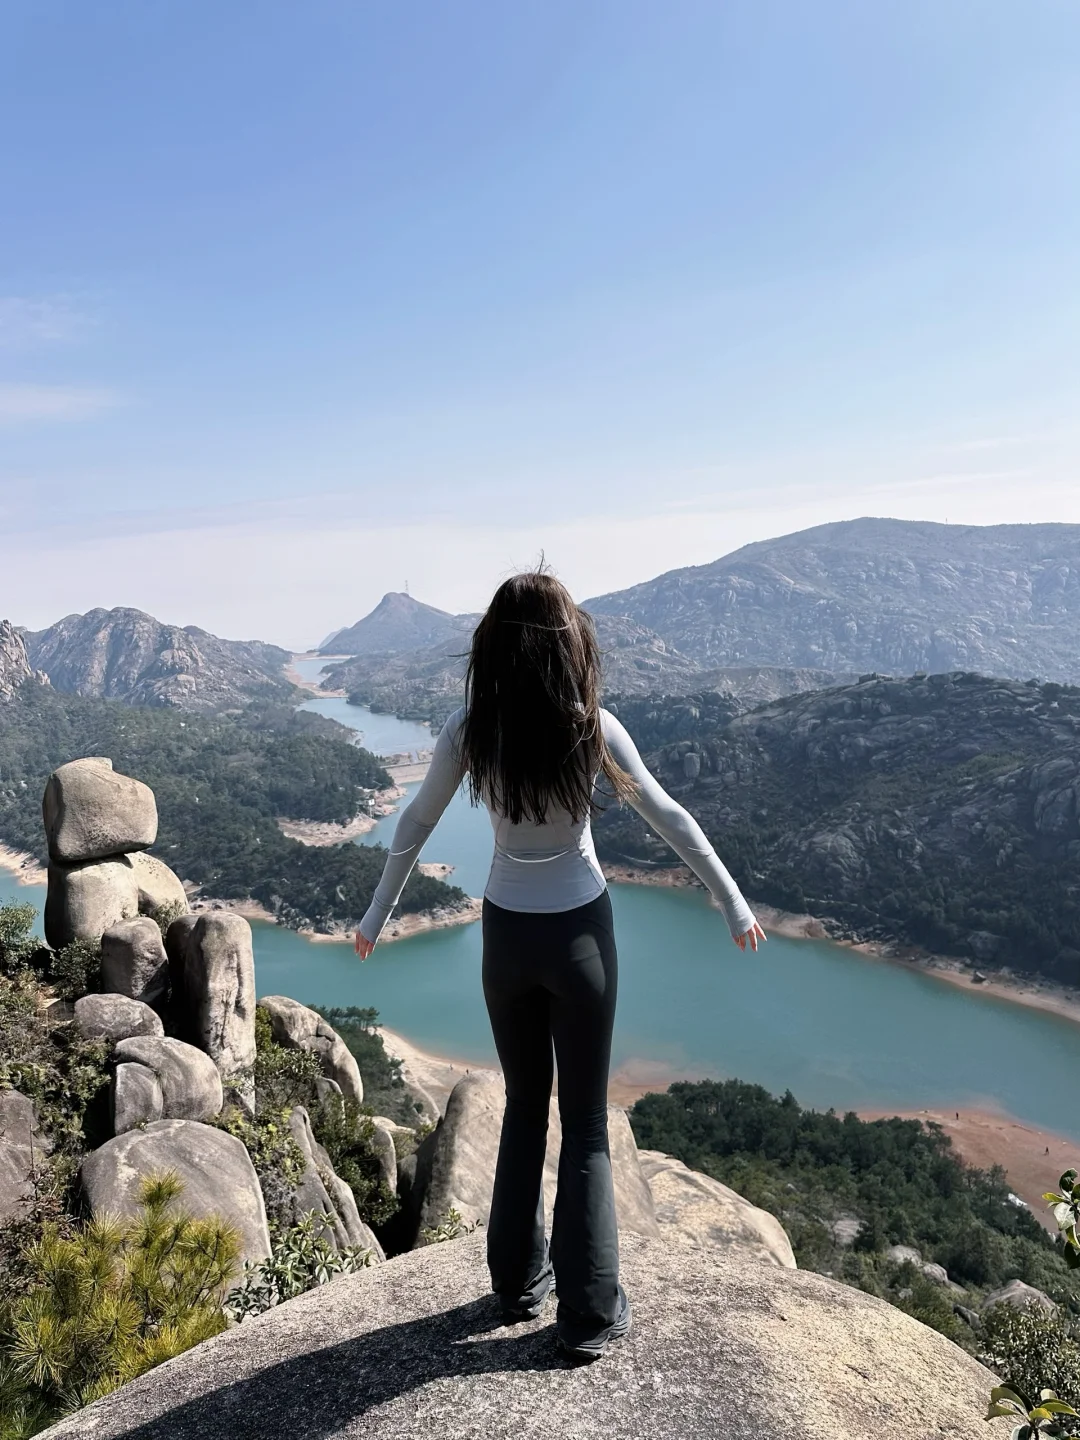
[405,578,410,595]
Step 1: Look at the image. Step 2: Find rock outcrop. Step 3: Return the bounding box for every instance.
[128,851,189,916]
[0,619,41,700]
[73,993,165,1046]
[638,1150,796,1268]
[166,914,256,1082]
[112,1063,164,1135]
[288,1107,385,1260]
[409,1071,659,1245]
[100,917,171,1008]
[79,1119,271,1266]
[0,1088,49,1220]
[36,1230,999,1440]
[884,1244,961,1290]
[981,1278,1057,1313]
[111,1036,223,1123]
[44,855,140,949]
[41,758,188,953]
[368,1118,401,1196]
[259,995,364,1105]
[43,757,158,864]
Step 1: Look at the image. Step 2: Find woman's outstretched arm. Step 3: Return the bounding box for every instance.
[600,709,765,949]
[355,708,467,952]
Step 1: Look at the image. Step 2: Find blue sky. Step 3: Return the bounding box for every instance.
[1,0,1078,647]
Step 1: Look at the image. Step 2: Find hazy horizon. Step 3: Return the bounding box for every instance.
[3,3,1077,647]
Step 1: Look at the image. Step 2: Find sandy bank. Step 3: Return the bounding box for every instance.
[858,1105,1077,1232]
[189,895,279,925]
[377,1025,485,1118]
[302,896,483,946]
[286,652,347,697]
[0,842,47,888]
[363,1022,1080,1231]
[275,787,405,847]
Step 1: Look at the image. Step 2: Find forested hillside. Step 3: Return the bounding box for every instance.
[596,671,1080,982]
[0,680,463,932]
[630,1079,1080,1337]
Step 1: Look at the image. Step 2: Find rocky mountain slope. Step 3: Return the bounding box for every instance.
[320,593,478,656]
[585,518,1080,682]
[0,619,41,700]
[595,672,1080,983]
[22,607,293,711]
[322,613,847,725]
[38,1229,998,1440]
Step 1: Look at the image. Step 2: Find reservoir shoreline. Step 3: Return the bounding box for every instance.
[601,859,1080,1032]
[6,829,1080,1035]
[369,1018,1077,1229]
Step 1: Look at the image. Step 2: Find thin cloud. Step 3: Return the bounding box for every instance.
[946,436,1029,453]
[0,295,91,347]
[0,382,122,425]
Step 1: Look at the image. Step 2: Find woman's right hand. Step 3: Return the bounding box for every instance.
[354,929,376,961]
[733,920,767,952]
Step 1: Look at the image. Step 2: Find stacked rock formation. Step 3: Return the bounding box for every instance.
[25,757,382,1264]
[43,758,164,949]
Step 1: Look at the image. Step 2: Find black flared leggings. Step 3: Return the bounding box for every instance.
[481,889,620,1332]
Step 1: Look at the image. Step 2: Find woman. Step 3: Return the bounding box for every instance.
[354,570,765,1362]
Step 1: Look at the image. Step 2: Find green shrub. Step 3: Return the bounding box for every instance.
[311,1100,399,1230]
[311,1006,419,1125]
[149,900,187,940]
[980,1304,1080,1435]
[242,1007,400,1231]
[224,1210,374,1322]
[0,1172,240,1435]
[47,940,101,1002]
[213,1106,306,1234]
[0,903,38,976]
[419,1207,482,1246]
[0,967,110,1194]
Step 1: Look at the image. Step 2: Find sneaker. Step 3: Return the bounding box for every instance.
[499,1265,554,1323]
[556,1288,631,1362]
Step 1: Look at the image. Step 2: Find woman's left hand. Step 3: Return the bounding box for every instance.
[734,920,767,952]
[354,930,376,961]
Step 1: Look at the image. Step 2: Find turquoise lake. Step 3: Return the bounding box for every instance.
[5,657,1079,1141]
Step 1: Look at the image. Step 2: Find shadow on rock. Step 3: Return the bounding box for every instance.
[102,1296,567,1440]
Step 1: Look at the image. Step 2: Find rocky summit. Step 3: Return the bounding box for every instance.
[320,592,478,656]
[22,607,292,711]
[37,1230,998,1440]
[585,517,1080,682]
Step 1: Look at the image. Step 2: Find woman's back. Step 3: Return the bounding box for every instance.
[359,702,755,940]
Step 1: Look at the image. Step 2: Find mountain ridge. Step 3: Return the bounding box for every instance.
[585,517,1080,681]
[22,608,293,712]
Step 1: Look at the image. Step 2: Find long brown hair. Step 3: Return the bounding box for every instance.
[460,568,636,824]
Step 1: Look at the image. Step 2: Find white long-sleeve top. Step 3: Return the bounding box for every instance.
[357,706,757,943]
